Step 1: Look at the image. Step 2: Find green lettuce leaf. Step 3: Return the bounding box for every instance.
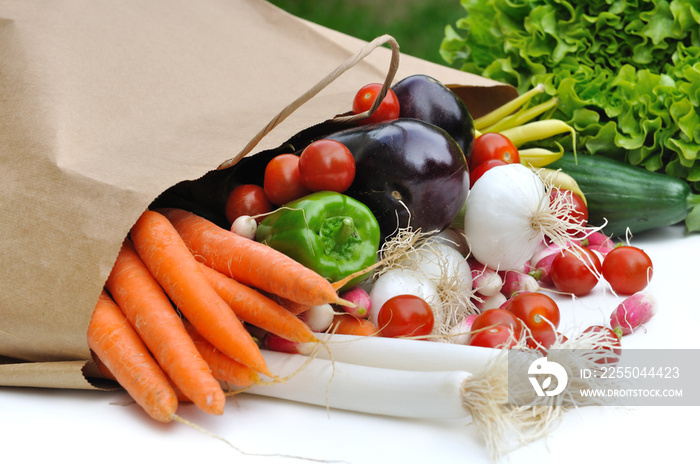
[441,0,700,205]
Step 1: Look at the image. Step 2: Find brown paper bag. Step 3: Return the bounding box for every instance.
[0,0,517,389]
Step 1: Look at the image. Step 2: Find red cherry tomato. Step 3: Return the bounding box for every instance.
[581,325,622,364]
[550,247,602,296]
[550,188,588,235]
[224,184,273,225]
[469,159,507,186]
[352,83,400,125]
[471,308,523,335]
[602,246,653,295]
[298,139,356,193]
[377,294,434,338]
[505,292,560,334]
[469,324,518,349]
[263,154,311,206]
[468,133,519,171]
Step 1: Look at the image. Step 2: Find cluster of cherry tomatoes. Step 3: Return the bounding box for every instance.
[468,291,621,358]
[468,242,652,357]
[550,243,654,297]
[469,292,561,350]
[225,139,356,226]
[224,83,401,228]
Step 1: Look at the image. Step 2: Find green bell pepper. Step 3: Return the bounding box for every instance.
[256,191,381,289]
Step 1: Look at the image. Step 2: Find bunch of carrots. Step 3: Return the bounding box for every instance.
[88,207,352,422]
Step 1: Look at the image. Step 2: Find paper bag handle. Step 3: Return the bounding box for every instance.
[217,34,400,170]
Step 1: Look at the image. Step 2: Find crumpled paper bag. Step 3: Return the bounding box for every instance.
[0,0,517,389]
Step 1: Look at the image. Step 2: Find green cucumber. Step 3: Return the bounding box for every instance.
[548,153,700,236]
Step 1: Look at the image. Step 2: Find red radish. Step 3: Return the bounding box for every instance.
[529,242,565,268]
[584,230,615,255]
[504,261,532,275]
[472,291,507,312]
[230,215,257,239]
[610,291,657,336]
[338,286,372,319]
[531,252,559,287]
[263,332,299,354]
[468,258,503,296]
[528,268,543,282]
[448,314,478,344]
[529,241,581,287]
[532,237,580,257]
[299,304,335,332]
[500,270,540,299]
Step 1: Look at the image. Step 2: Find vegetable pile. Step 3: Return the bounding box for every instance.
[90,70,661,456]
[440,0,700,230]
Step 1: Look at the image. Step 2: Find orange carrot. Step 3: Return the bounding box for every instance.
[105,238,226,415]
[92,351,193,403]
[129,210,272,377]
[200,263,318,344]
[330,314,380,337]
[184,321,260,387]
[158,207,347,307]
[87,290,178,422]
[90,350,117,382]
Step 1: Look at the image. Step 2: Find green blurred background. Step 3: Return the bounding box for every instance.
[267,0,464,65]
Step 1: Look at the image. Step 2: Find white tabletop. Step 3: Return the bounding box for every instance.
[2,224,697,464]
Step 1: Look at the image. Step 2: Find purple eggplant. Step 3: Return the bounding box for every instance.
[391,74,475,158]
[327,118,469,241]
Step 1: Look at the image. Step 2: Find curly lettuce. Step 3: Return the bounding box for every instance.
[441,0,700,195]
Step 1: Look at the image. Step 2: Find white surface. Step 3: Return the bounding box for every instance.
[2,224,698,463]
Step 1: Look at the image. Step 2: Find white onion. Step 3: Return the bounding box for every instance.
[463,164,547,271]
[407,242,472,293]
[430,228,469,256]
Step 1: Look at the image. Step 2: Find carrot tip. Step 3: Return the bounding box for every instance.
[258,365,275,378]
